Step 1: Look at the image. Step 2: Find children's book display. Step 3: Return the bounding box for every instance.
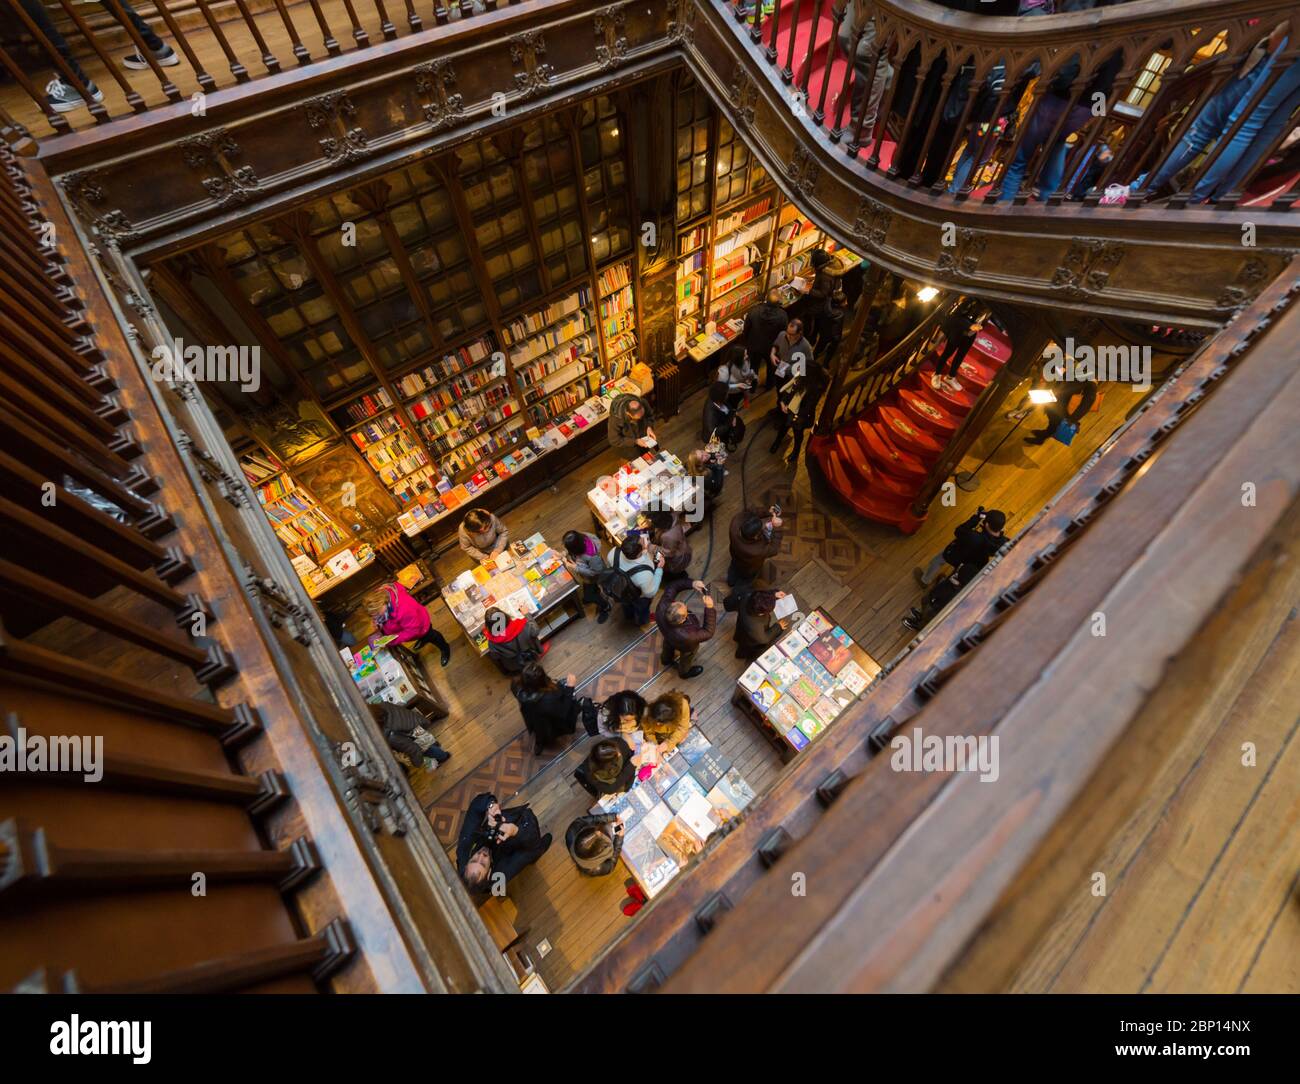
[298,542,375,599]
[397,377,643,538]
[342,642,419,706]
[440,533,575,654]
[586,450,691,543]
[736,609,881,755]
[593,725,756,898]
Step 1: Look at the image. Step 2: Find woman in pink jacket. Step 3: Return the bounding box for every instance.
[368,582,451,667]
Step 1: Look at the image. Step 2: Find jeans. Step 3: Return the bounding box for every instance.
[19,0,165,88]
[999,96,1091,201]
[1192,53,1300,200]
[919,552,948,587]
[1143,68,1261,193]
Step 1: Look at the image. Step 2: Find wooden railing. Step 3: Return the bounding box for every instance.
[0,0,516,142]
[716,0,1300,211]
[0,144,515,993]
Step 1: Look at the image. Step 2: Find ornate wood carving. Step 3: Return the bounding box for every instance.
[509,31,553,101]
[176,431,251,509]
[935,227,988,280]
[1217,255,1279,311]
[594,4,629,71]
[852,196,892,250]
[333,741,417,837]
[727,63,758,130]
[413,59,464,131]
[667,0,695,44]
[242,561,318,647]
[1051,239,1127,299]
[301,90,370,165]
[177,128,261,209]
[786,144,820,199]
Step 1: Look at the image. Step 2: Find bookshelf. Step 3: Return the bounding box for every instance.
[257,475,346,560]
[767,197,839,306]
[596,258,639,380]
[708,193,774,325]
[238,449,286,486]
[343,393,439,505]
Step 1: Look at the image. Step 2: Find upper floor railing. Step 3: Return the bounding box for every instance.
[717,0,1300,213]
[0,0,518,144]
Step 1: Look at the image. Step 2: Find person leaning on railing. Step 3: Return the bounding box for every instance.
[16,0,180,114]
[835,0,893,141]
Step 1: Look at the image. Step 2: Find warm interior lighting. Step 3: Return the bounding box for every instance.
[915,286,939,303]
[1028,388,1058,405]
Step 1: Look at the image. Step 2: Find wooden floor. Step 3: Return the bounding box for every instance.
[939,496,1300,995]
[352,374,1144,990]
[2,0,480,140]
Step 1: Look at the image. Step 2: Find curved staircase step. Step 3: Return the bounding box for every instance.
[969,326,1012,368]
[878,404,947,460]
[855,418,930,482]
[898,386,961,434]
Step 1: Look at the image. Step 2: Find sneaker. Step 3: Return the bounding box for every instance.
[944,376,964,392]
[930,374,946,391]
[902,612,922,632]
[46,78,103,113]
[121,43,180,70]
[421,755,441,770]
[912,567,928,587]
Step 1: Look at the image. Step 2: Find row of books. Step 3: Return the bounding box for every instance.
[714,215,772,262]
[678,223,707,256]
[419,399,520,458]
[606,330,638,362]
[393,337,497,399]
[437,417,529,478]
[601,309,635,340]
[599,283,634,319]
[526,372,595,427]
[256,475,294,503]
[714,194,773,238]
[240,452,284,485]
[500,287,590,347]
[514,335,595,388]
[711,282,760,323]
[338,388,394,426]
[349,411,407,451]
[597,260,632,297]
[408,378,512,425]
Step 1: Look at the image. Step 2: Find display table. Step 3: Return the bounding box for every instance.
[591,725,757,900]
[585,450,692,545]
[440,532,582,655]
[732,607,880,761]
[681,316,744,364]
[343,640,448,719]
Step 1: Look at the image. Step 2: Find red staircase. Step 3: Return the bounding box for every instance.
[810,324,1012,533]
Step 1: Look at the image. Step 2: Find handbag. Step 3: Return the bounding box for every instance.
[1053,419,1079,446]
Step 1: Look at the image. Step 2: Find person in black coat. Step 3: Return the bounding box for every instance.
[565,813,624,877]
[901,559,985,632]
[456,792,552,896]
[511,663,592,754]
[726,586,788,661]
[915,507,1007,588]
[1025,378,1098,445]
[574,736,636,798]
[701,380,745,450]
[743,289,791,390]
[369,702,450,771]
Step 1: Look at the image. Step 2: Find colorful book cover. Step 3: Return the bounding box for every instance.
[706,784,742,824]
[812,696,842,726]
[750,681,780,712]
[657,817,705,867]
[772,660,804,690]
[797,712,827,741]
[738,663,767,693]
[675,729,713,766]
[621,823,679,898]
[786,725,810,751]
[788,675,821,709]
[638,800,674,841]
[779,628,810,658]
[838,659,872,696]
[770,696,801,732]
[626,785,659,818]
[664,773,708,813]
[803,610,833,635]
[689,748,732,793]
[756,645,786,673]
[825,682,856,710]
[796,650,835,690]
[715,767,756,811]
[808,631,852,675]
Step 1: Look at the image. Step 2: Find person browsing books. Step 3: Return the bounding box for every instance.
[655,579,717,680]
[365,582,451,667]
[459,509,509,563]
[565,813,624,877]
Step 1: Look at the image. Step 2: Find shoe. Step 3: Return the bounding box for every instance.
[539,833,553,854]
[680,665,704,679]
[533,737,546,755]
[768,443,781,455]
[432,748,451,765]
[902,613,922,632]
[930,374,945,390]
[944,376,963,392]
[121,43,180,70]
[1023,435,1047,446]
[46,78,103,113]
[597,608,611,624]
[440,647,451,667]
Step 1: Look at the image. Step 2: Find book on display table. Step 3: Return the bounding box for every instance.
[586,449,693,544]
[593,726,756,898]
[734,607,881,760]
[440,532,581,654]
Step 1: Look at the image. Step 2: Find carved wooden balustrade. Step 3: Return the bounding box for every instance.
[0,0,512,142]
[0,145,514,993]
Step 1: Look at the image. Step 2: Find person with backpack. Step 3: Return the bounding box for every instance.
[1025,378,1097,446]
[561,529,611,623]
[743,289,790,390]
[602,535,664,626]
[914,507,1008,588]
[483,607,546,674]
[655,579,718,680]
[902,560,985,632]
[511,663,595,755]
